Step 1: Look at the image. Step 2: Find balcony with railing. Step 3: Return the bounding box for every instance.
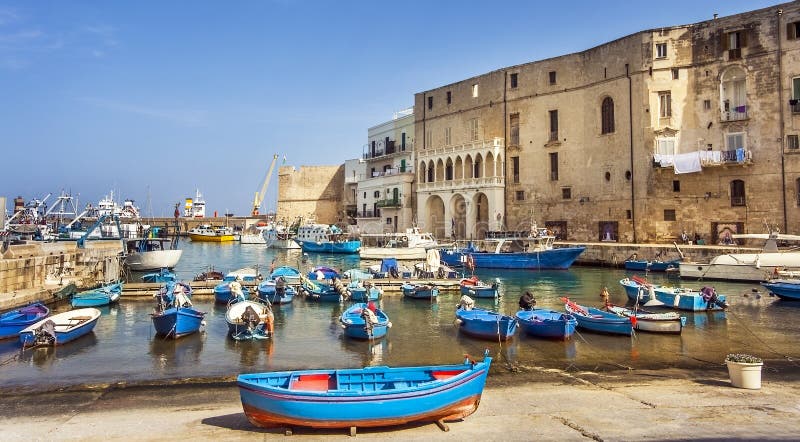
[721,107,748,122]
[357,210,380,219]
[652,149,752,169]
[419,137,504,159]
[376,198,401,208]
[363,140,413,160]
[417,176,505,192]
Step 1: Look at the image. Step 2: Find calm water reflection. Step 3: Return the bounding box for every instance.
[1,239,799,391]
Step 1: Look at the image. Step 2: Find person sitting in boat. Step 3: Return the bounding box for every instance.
[275,277,286,295]
[519,291,536,310]
[600,287,611,305]
[458,294,475,311]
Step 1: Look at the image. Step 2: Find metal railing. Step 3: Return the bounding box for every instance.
[376,199,401,208]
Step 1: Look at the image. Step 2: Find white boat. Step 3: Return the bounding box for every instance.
[679,230,800,282]
[123,234,182,271]
[240,226,267,245]
[264,223,301,249]
[359,227,440,260]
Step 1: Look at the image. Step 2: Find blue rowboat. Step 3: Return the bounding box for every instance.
[257,278,296,305]
[401,283,439,299]
[619,277,728,311]
[562,298,633,336]
[515,309,577,340]
[0,302,50,340]
[226,299,274,341]
[339,303,391,340]
[214,281,250,304]
[347,282,381,302]
[761,280,800,300]
[604,304,685,334]
[649,259,681,272]
[142,268,176,283]
[459,276,499,298]
[623,259,649,271]
[237,351,492,431]
[270,266,302,285]
[71,282,123,308]
[302,281,343,303]
[619,278,645,301]
[152,281,205,339]
[455,307,517,341]
[19,308,101,346]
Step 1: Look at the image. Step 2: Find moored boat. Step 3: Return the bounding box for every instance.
[237,351,492,431]
[294,223,360,254]
[188,224,236,242]
[401,282,439,299]
[0,302,50,340]
[226,298,274,341]
[624,258,680,272]
[256,278,296,305]
[761,279,800,300]
[358,227,440,260]
[301,279,343,302]
[339,302,391,340]
[19,308,101,347]
[71,282,123,308]
[270,266,302,285]
[123,233,182,271]
[604,304,686,334]
[151,281,205,339]
[347,281,381,302]
[515,309,577,340]
[455,306,517,341]
[142,268,176,283]
[619,277,728,311]
[214,281,250,304]
[459,276,499,298]
[562,298,633,336]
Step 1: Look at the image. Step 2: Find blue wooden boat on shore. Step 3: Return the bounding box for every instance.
[19,307,101,346]
[71,282,123,308]
[459,276,499,298]
[225,299,274,341]
[339,303,391,340]
[347,281,381,302]
[257,278,296,304]
[440,229,585,270]
[515,309,577,340]
[455,307,517,341]
[562,298,633,336]
[151,282,205,339]
[619,277,728,311]
[0,302,50,340]
[401,282,439,299]
[237,351,492,431]
[142,268,176,283]
[761,280,800,300]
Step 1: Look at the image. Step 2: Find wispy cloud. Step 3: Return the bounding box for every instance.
[80,97,209,127]
[0,8,20,26]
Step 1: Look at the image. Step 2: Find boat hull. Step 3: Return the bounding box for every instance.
[226,300,273,340]
[124,250,182,271]
[0,303,50,340]
[605,305,684,334]
[359,247,427,260]
[348,287,381,303]
[761,280,800,300]
[237,356,491,429]
[459,284,498,298]
[515,310,577,340]
[151,307,205,338]
[214,284,250,304]
[619,278,727,311]
[455,309,517,341]
[299,240,361,254]
[401,285,439,299]
[257,281,296,304]
[340,304,390,340]
[71,283,122,308]
[440,246,585,269]
[19,308,101,346]
[564,301,633,336]
[188,233,236,242]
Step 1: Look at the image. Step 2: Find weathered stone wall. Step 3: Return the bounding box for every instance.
[276,165,345,225]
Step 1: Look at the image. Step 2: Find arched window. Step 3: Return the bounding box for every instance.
[601,97,615,134]
[720,67,747,121]
[730,179,745,207]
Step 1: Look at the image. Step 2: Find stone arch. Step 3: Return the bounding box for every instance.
[454,155,464,180]
[445,157,454,181]
[427,160,435,182]
[473,192,490,238]
[435,158,445,182]
[450,194,467,240]
[495,154,504,178]
[465,154,474,179]
[419,162,427,183]
[485,151,495,177]
[473,153,483,179]
[425,195,446,239]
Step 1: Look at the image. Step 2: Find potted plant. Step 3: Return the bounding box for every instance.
[725,353,763,389]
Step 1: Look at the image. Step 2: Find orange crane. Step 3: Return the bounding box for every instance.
[252,154,279,216]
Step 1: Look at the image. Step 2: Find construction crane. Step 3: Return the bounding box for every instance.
[252,154,280,217]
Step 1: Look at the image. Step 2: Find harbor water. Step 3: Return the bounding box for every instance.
[1,239,799,392]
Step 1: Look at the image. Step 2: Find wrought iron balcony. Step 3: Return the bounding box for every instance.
[376,198,401,208]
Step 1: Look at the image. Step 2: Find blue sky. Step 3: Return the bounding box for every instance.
[0,0,781,217]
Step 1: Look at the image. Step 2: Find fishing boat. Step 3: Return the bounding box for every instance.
[270,266,302,285]
[257,278,297,305]
[294,223,360,254]
[70,282,123,308]
[264,224,301,249]
[347,281,381,302]
[339,302,391,340]
[187,224,236,242]
[455,306,517,341]
[301,280,343,303]
[226,298,274,341]
[151,281,205,339]
[459,276,499,298]
[761,279,800,300]
[515,309,577,340]
[214,281,250,304]
[604,304,686,334]
[440,228,585,270]
[237,351,492,431]
[562,298,633,336]
[624,258,680,272]
[678,229,800,281]
[358,227,440,260]
[619,277,728,311]
[19,308,101,347]
[401,282,439,299]
[122,233,182,271]
[0,302,50,340]
[240,230,267,245]
[142,268,177,283]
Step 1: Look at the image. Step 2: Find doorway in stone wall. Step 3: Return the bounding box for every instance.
[599,221,618,242]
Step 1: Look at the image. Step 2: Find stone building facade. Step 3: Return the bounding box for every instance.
[276,165,344,225]
[415,2,800,243]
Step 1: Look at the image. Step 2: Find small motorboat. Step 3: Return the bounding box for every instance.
[620,277,728,311]
[151,281,205,339]
[226,298,274,341]
[214,281,250,304]
[237,351,492,432]
[270,266,302,285]
[604,303,685,334]
[401,282,439,299]
[256,278,296,305]
[19,308,101,347]
[0,302,50,340]
[454,301,516,341]
[70,282,123,308]
[142,268,176,283]
[301,280,343,303]
[347,281,381,302]
[761,279,800,300]
[339,302,391,340]
[562,297,633,336]
[515,309,577,340]
[459,276,499,298]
